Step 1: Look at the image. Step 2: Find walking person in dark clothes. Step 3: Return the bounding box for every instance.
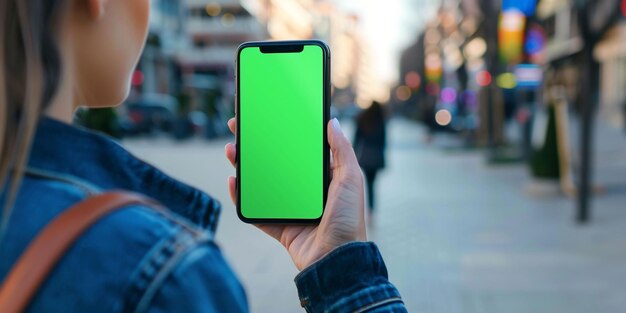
[354,101,387,225]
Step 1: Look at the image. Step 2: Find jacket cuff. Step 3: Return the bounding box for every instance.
[294,242,403,312]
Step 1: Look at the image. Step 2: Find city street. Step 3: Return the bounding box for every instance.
[125,118,626,313]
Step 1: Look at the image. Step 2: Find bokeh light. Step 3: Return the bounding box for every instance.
[424,28,441,46]
[524,24,546,56]
[357,100,371,109]
[425,54,443,82]
[205,3,221,17]
[435,109,452,126]
[405,71,421,89]
[395,85,412,101]
[425,54,442,70]
[461,90,478,109]
[476,70,492,87]
[441,87,457,103]
[443,43,464,70]
[221,13,235,27]
[499,9,526,64]
[131,70,144,87]
[496,72,517,89]
[463,37,487,60]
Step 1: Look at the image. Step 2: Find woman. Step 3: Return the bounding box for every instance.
[354,101,387,219]
[0,1,406,312]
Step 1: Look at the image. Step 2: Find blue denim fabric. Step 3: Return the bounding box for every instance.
[0,117,406,312]
[296,242,406,313]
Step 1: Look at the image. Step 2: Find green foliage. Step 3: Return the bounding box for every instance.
[530,105,560,179]
[75,108,121,139]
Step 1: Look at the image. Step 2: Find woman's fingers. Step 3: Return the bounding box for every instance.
[225,118,237,167]
[225,143,236,167]
[225,118,237,204]
[228,118,236,135]
[327,118,359,174]
[228,176,237,205]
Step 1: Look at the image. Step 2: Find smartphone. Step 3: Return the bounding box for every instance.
[236,40,330,224]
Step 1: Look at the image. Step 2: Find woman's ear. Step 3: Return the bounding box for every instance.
[85,0,107,20]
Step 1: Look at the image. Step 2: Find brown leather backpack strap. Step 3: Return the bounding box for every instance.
[0,191,161,313]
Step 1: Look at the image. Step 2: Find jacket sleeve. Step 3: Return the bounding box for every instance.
[295,242,407,313]
[144,241,249,313]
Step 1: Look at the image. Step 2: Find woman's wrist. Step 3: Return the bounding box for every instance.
[299,240,366,272]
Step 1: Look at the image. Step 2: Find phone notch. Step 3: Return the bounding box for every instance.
[259,44,304,54]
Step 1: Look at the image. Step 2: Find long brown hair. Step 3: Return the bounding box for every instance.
[0,0,66,239]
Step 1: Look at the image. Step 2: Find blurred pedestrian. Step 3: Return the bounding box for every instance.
[0,1,406,312]
[354,101,387,223]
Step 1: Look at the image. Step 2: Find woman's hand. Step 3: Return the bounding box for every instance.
[225,118,366,270]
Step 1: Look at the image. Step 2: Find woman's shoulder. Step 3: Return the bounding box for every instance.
[2,175,238,312]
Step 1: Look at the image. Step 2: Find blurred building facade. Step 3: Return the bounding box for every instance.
[141,0,389,119]
[398,0,626,140]
[139,0,186,96]
[179,0,264,73]
[393,0,625,222]
[536,0,626,129]
[250,0,388,109]
[177,0,264,134]
[133,0,265,137]
[395,0,488,142]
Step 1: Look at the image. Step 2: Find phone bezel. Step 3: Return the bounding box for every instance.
[235,40,331,224]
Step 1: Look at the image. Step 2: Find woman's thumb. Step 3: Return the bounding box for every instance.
[328,118,358,170]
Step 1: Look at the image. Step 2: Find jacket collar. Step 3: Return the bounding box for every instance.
[27,117,221,234]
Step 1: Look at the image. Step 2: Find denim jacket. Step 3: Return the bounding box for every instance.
[0,117,406,312]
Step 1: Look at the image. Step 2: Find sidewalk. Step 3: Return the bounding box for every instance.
[369,119,626,313]
[124,117,626,313]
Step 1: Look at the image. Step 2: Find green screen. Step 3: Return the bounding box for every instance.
[239,45,324,219]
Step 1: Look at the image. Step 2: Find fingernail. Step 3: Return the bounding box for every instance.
[332,118,342,132]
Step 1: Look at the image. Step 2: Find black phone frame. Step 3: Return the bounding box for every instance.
[235,40,331,224]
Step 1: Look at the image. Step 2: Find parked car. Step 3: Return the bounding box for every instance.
[122,94,178,136]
